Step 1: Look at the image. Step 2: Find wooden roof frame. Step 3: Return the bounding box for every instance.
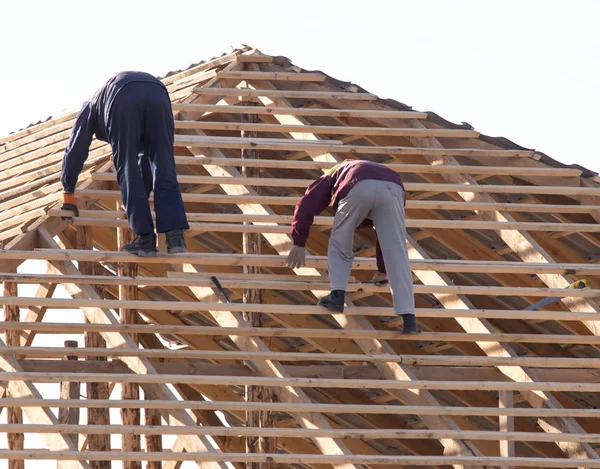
[1,45,600,468]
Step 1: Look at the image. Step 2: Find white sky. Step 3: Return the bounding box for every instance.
[1,0,599,172]
[0,0,599,466]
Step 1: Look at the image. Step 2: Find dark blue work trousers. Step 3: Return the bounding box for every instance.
[107,82,189,235]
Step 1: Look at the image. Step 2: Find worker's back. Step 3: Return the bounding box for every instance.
[88,71,166,142]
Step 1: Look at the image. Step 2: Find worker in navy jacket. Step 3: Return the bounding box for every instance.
[60,71,189,256]
[285,159,417,333]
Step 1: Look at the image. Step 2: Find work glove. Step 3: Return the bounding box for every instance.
[372,272,389,287]
[60,192,79,219]
[285,245,306,269]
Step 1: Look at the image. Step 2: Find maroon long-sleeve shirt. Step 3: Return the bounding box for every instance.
[291,160,405,274]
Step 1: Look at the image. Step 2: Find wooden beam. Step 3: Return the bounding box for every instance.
[240,107,276,468]
[9,423,600,443]
[5,321,600,345]
[5,370,600,392]
[216,71,326,81]
[89,171,599,196]
[14,248,600,275]
[176,119,478,137]
[58,340,80,464]
[499,391,515,469]
[76,226,110,469]
[5,397,600,418]
[6,270,600,299]
[58,215,600,233]
[3,280,24,469]
[170,154,582,177]
[192,88,377,100]
[116,219,141,469]
[174,133,535,158]
[70,191,600,213]
[37,228,229,469]
[2,451,600,467]
[172,103,428,120]
[10,346,600,368]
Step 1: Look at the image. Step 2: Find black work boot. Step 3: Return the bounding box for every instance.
[401,314,419,335]
[121,233,157,257]
[318,290,345,313]
[165,229,187,254]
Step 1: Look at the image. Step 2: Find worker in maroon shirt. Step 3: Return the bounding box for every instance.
[285,159,417,334]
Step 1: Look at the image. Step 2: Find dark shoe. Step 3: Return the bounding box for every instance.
[402,314,420,335]
[121,233,157,257]
[318,290,345,313]
[166,229,187,254]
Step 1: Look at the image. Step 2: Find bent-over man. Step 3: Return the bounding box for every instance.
[60,71,189,256]
[285,159,417,334]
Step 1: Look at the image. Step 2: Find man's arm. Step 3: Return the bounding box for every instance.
[291,176,333,246]
[61,102,95,193]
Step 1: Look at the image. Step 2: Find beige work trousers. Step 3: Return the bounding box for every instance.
[328,179,414,315]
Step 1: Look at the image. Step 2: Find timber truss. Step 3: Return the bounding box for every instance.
[1,46,600,468]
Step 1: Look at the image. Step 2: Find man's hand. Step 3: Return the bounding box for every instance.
[285,245,306,269]
[60,192,79,219]
[372,272,389,286]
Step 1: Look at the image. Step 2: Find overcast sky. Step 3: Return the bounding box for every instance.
[1,0,599,172]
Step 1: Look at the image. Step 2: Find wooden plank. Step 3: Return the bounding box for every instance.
[7,296,600,321]
[236,55,273,63]
[7,370,600,392]
[4,398,600,418]
[11,346,600,368]
[192,88,377,101]
[117,221,141,469]
[58,340,80,463]
[499,391,515,469]
[60,216,600,233]
[8,248,600,276]
[172,103,429,120]
[216,71,327,81]
[3,280,24,469]
[4,270,600,298]
[175,133,535,157]
[177,119,478,137]
[8,424,600,443]
[5,321,600,346]
[169,154,581,177]
[3,451,600,467]
[240,110,276,468]
[76,226,110,469]
[85,174,600,196]
[58,198,600,216]
[145,392,162,469]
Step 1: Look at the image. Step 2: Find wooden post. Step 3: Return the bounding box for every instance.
[145,361,163,469]
[499,390,515,468]
[117,209,142,469]
[58,340,80,469]
[77,226,111,469]
[4,280,24,469]
[241,106,276,469]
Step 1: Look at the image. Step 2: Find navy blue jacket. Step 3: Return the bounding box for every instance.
[61,71,166,193]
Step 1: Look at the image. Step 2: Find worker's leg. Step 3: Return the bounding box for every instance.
[139,150,153,198]
[108,84,155,237]
[327,180,376,292]
[142,84,189,233]
[370,181,415,317]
